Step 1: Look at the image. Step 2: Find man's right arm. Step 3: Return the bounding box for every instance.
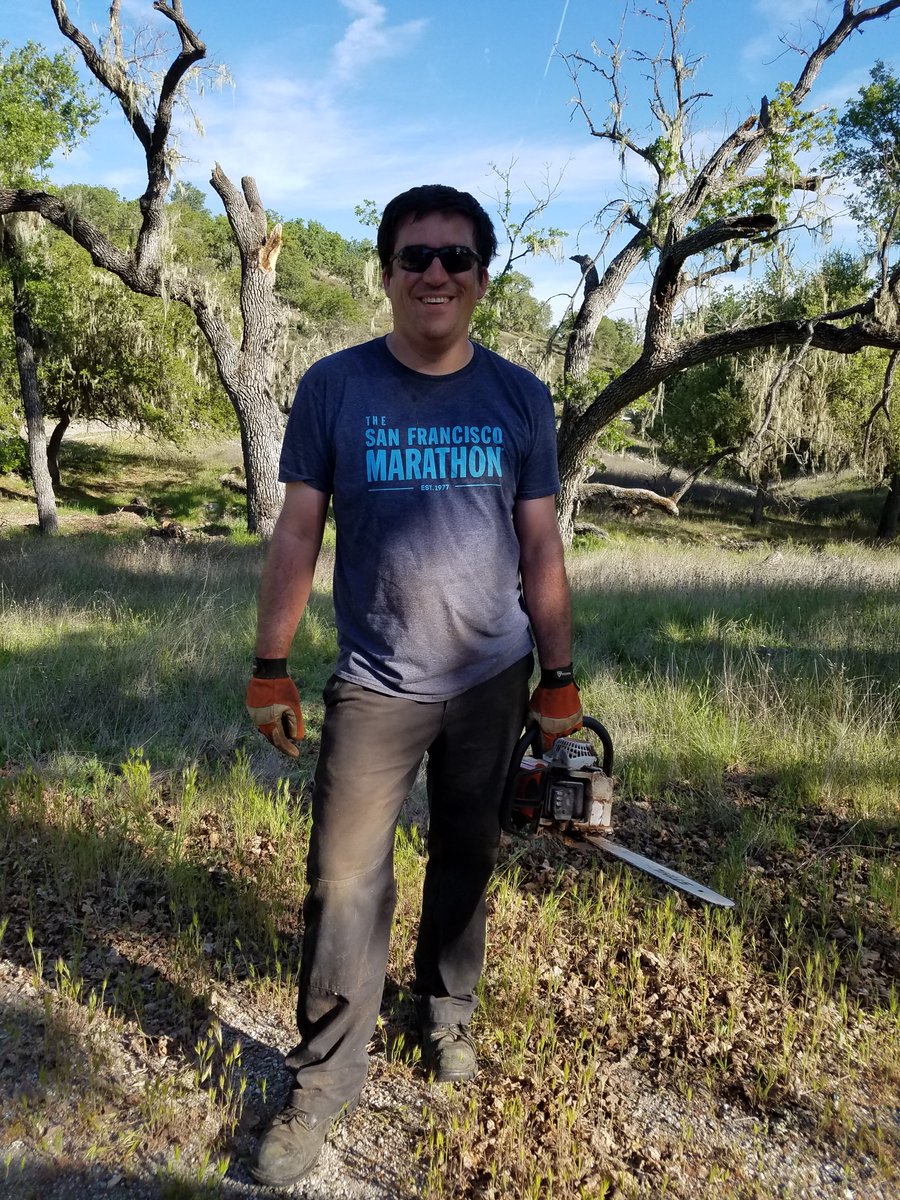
[247,482,330,756]
[254,481,330,658]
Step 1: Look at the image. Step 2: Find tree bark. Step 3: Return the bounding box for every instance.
[751,481,768,527]
[234,385,285,537]
[877,471,900,540]
[11,268,58,534]
[581,481,679,515]
[47,412,70,488]
[564,234,645,381]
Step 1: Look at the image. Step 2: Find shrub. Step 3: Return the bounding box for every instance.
[0,434,29,477]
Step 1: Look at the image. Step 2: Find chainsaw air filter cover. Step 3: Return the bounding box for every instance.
[545,737,598,771]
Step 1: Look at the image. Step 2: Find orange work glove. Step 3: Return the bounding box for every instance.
[246,661,304,758]
[528,665,583,751]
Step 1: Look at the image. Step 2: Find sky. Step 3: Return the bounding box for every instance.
[2,0,898,319]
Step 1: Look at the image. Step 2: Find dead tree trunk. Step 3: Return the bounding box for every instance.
[670,446,740,505]
[751,480,769,527]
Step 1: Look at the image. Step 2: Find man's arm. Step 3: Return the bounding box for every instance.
[513,494,572,669]
[246,482,329,757]
[514,495,582,746]
[254,481,330,658]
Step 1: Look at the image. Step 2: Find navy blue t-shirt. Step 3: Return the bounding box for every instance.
[279,337,560,701]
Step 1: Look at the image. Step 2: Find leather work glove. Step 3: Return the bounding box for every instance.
[528,664,583,751]
[246,659,304,758]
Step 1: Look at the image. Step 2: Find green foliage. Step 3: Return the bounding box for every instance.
[651,354,750,464]
[590,316,640,377]
[57,183,142,249]
[0,432,28,475]
[0,40,99,186]
[170,181,210,214]
[472,271,551,349]
[650,254,897,485]
[830,61,900,239]
[285,218,373,282]
[162,191,241,296]
[0,208,235,444]
[354,199,381,229]
[694,81,835,235]
[275,218,375,327]
[554,364,642,460]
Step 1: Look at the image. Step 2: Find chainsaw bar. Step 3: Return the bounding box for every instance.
[581,834,735,908]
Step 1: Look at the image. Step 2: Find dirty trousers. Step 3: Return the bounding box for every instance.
[284,653,532,1118]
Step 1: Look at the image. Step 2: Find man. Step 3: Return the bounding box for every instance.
[245,184,581,1188]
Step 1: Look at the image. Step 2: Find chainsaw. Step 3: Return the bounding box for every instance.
[501,717,734,908]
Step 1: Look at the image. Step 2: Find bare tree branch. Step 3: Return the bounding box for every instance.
[581,480,680,515]
[670,446,740,504]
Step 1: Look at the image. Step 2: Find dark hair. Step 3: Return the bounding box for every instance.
[377,184,497,273]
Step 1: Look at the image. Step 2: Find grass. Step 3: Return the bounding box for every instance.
[0,433,248,535]
[0,437,898,1197]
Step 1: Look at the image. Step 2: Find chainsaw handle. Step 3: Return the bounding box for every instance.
[499,715,614,834]
[500,723,543,834]
[581,715,614,777]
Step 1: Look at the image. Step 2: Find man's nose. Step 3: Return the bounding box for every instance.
[421,254,450,283]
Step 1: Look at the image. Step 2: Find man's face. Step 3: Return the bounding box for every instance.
[382,212,488,360]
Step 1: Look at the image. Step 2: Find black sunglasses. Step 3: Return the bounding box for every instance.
[390,244,483,274]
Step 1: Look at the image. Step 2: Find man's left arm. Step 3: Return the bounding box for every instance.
[514,495,572,669]
[514,496,583,745]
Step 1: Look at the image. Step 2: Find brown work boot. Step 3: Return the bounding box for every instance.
[422,1022,478,1083]
[248,1099,355,1188]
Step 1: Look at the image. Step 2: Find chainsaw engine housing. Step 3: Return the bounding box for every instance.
[509,734,613,834]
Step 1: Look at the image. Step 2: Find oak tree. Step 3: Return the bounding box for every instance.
[0,39,98,532]
[555,0,900,542]
[0,2,287,536]
[830,61,900,536]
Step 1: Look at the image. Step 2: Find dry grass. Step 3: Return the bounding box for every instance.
[1,447,898,1197]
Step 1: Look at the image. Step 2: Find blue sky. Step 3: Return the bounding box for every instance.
[2,0,898,317]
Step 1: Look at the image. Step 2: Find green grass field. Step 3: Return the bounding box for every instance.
[0,437,898,1198]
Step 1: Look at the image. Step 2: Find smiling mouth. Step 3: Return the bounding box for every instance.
[421,297,451,304]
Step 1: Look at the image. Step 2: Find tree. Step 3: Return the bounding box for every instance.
[830,61,900,537]
[649,258,889,521]
[0,39,98,532]
[0,2,289,536]
[472,162,566,358]
[471,271,552,352]
[28,217,234,483]
[275,218,375,331]
[553,0,900,543]
[0,182,237,487]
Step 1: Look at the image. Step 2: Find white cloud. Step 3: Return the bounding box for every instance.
[330,0,426,83]
[31,0,657,310]
[168,34,628,227]
[180,84,620,221]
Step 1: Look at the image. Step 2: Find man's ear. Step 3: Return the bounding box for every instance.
[382,267,391,294]
[478,268,489,299]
